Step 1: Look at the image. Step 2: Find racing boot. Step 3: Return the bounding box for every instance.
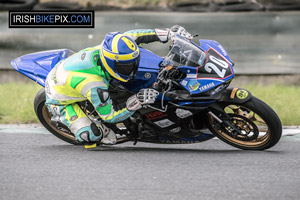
[100,124,117,145]
[74,123,103,149]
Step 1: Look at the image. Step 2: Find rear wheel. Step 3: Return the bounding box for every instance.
[207,97,282,150]
[34,88,80,145]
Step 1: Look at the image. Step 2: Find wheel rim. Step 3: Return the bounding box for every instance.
[42,105,77,141]
[209,105,271,148]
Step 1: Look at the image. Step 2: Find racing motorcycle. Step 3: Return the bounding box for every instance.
[11,35,282,150]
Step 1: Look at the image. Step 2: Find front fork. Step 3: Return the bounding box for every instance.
[207,87,253,136]
[207,104,242,137]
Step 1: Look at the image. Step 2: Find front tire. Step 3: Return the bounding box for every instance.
[34,88,80,145]
[207,96,282,150]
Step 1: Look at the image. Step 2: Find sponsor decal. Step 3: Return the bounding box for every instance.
[199,82,215,92]
[236,89,248,99]
[230,88,239,99]
[218,44,228,56]
[51,65,58,83]
[145,111,167,120]
[70,116,78,121]
[181,80,188,86]
[81,52,86,60]
[114,113,131,122]
[187,74,197,79]
[160,139,198,144]
[170,127,181,133]
[99,101,108,107]
[175,109,193,119]
[128,100,138,109]
[144,73,151,79]
[154,119,175,128]
[52,106,60,116]
[188,80,200,91]
[45,82,50,94]
[132,51,139,58]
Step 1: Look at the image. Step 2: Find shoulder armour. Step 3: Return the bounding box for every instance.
[64,49,99,71]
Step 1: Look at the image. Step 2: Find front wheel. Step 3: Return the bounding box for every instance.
[207,97,282,150]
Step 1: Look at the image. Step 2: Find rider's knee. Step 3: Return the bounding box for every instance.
[75,123,103,143]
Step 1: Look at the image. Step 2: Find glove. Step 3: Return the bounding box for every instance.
[126,89,159,111]
[169,25,193,41]
[154,28,170,43]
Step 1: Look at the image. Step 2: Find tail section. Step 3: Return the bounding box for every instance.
[11,49,74,87]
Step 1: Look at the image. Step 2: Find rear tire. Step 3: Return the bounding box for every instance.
[34,88,80,145]
[207,97,282,150]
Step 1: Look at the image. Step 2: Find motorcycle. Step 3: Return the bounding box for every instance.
[11,34,282,150]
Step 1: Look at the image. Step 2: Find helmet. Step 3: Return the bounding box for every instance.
[99,32,140,82]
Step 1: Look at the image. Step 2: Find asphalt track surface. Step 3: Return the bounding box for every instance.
[1,126,300,200]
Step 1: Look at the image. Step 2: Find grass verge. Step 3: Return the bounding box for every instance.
[240,84,300,126]
[0,82,299,125]
[0,83,42,124]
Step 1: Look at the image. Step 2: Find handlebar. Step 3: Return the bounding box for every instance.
[152,66,186,92]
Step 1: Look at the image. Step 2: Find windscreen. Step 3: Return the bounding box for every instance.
[163,36,207,67]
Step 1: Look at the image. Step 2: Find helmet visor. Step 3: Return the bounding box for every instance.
[114,56,140,77]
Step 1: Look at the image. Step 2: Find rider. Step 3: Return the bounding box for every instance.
[45,25,192,147]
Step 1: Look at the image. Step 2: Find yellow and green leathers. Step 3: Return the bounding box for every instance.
[45,28,170,143]
[45,46,134,143]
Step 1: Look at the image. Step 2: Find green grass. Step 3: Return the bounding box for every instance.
[240,84,300,126]
[0,82,299,125]
[0,82,42,124]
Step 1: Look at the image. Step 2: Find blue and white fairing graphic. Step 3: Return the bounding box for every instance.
[178,40,235,95]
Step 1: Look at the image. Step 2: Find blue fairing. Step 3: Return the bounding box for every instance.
[175,40,234,95]
[199,39,232,64]
[11,49,72,87]
[120,48,162,93]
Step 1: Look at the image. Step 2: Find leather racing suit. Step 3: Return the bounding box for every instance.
[45,28,170,144]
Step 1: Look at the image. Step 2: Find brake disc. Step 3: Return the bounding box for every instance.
[225,113,259,141]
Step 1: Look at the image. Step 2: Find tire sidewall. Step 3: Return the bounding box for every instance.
[208,96,282,150]
[34,88,80,145]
